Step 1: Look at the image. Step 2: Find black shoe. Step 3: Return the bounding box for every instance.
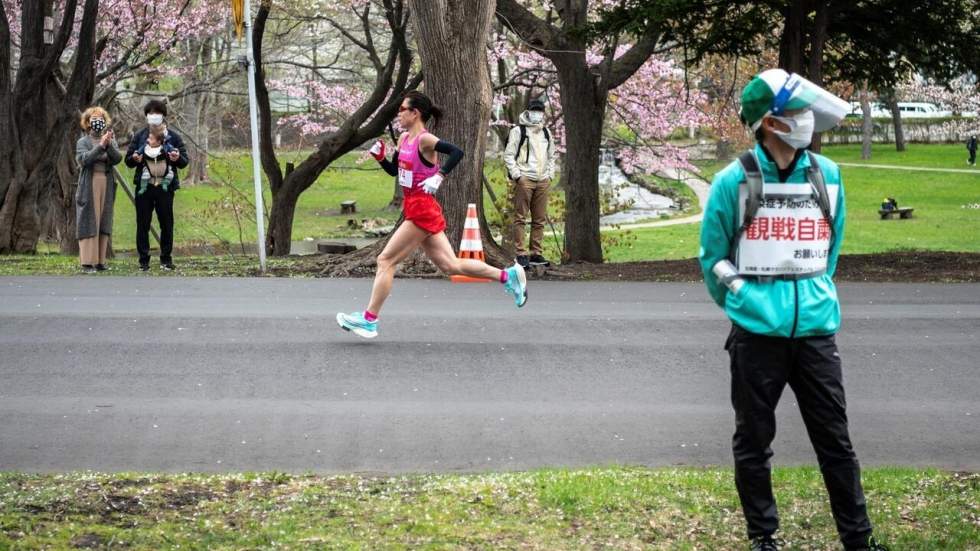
[95,264,108,272]
[139,263,150,272]
[81,264,97,274]
[161,262,175,271]
[529,254,551,267]
[847,536,889,551]
[750,535,779,551]
[516,255,530,269]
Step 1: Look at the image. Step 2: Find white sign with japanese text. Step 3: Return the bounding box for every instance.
[736,183,839,277]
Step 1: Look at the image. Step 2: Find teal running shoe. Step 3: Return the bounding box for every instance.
[336,311,378,339]
[503,262,528,307]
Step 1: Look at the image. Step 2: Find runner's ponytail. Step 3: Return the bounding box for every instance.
[404,91,443,124]
[429,105,443,123]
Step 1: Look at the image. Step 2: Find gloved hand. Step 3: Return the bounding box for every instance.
[369,140,386,161]
[421,173,444,195]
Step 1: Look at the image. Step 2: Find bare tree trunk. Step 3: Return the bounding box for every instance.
[183,37,213,185]
[805,1,830,153]
[778,0,806,75]
[859,85,873,160]
[407,0,507,265]
[886,95,906,152]
[0,0,98,254]
[554,57,605,263]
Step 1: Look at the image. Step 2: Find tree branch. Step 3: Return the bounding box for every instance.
[495,0,561,58]
[605,32,662,90]
[253,0,283,192]
[40,0,79,76]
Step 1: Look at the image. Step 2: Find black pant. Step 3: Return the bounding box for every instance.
[135,185,174,265]
[725,325,872,548]
[969,150,976,164]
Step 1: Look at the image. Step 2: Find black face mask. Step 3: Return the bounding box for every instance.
[91,118,106,133]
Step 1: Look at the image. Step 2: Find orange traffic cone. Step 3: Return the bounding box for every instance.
[450,203,492,283]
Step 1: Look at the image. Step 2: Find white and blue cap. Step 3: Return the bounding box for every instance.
[740,69,850,132]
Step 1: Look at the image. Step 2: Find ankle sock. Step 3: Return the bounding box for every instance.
[499,270,508,283]
[364,310,378,322]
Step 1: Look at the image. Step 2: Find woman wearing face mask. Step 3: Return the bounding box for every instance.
[336,91,528,339]
[124,99,189,272]
[75,106,122,273]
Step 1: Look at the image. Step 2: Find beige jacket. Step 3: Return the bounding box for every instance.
[504,112,556,181]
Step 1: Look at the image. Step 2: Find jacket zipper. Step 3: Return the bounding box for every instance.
[790,280,799,338]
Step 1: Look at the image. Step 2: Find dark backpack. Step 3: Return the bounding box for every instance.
[517,124,550,163]
[731,150,835,257]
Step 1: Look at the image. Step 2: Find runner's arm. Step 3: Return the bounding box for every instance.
[419,133,464,176]
[378,152,399,176]
[376,133,406,176]
[434,140,464,175]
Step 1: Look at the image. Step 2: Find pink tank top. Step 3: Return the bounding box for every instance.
[397,131,439,197]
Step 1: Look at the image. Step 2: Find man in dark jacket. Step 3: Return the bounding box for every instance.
[125,99,189,271]
[967,135,977,166]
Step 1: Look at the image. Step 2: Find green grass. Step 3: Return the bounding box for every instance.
[838,166,980,255]
[823,143,980,169]
[602,144,980,262]
[605,223,702,262]
[1,467,976,549]
[0,254,309,277]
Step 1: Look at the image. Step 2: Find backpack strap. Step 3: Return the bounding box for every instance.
[805,151,835,245]
[518,125,550,163]
[517,125,529,163]
[731,150,764,255]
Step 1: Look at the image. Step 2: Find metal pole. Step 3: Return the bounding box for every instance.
[244,0,267,272]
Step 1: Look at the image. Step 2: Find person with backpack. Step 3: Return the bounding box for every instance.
[698,69,888,551]
[504,98,556,269]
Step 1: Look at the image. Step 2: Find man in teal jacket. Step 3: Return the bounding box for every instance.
[700,69,887,551]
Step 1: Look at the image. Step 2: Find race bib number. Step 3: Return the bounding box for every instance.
[398,158,414,188]
[736,183,839,276]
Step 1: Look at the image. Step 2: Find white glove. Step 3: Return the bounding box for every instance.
[369,140,386,161]
[421,173,443,195]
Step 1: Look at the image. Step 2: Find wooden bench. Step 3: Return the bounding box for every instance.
[341,200,357,214]
[878,207,914,219]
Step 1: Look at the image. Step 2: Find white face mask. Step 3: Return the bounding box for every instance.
[527,111,544,124]
[770,111,815,149]
[147,113,164,126]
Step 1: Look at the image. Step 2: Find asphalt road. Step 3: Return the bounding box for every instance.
[1,276,978,473]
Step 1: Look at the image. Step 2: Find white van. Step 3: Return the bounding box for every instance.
[847,101,891,118]
[846,101,952,119]
[896,102,952,118]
